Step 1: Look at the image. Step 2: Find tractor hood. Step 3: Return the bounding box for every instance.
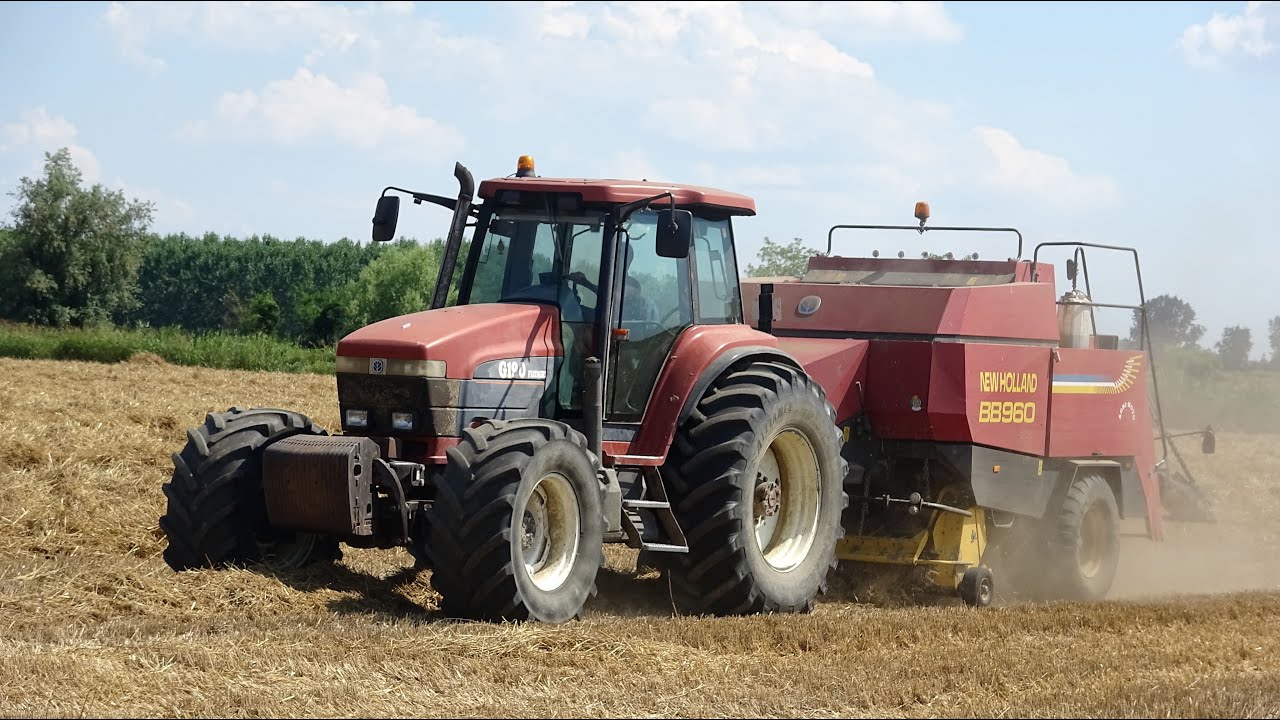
[336,303,563,379]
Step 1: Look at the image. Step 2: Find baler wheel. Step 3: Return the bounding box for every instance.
[664,360,847,616]
[959,566,994,608]
[424,419,604,623]
[159,407,340,571]
[1048,473,1120,601]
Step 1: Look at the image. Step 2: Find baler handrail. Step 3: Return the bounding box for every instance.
[825,224,1024,261]
[1030,240,1172,464]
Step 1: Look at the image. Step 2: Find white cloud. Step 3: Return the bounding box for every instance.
[974,126,1120,209]
[112,178,197,227]
[103,1,412,72]
[1178,1,1275,67]
[0,109,196,228]
[536,1,591,39]
[210,68,464,160]
[1,107,102,183]
[104,1,183,74]
[528,2,878,152]
[768,1,964,43]
[762,29,875,77]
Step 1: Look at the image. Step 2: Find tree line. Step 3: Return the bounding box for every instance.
[0,149,458,348]
[3,148,1277,371]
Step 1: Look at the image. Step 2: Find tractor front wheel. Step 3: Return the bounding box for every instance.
[664,360,847,616]
[159,407,340,571]
[424,419,604,623]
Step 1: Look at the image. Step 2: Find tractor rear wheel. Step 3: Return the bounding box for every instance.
[664,360,847,616]
[424,419,604,623]
[1046,473,1120,601]
[160,407,340,571]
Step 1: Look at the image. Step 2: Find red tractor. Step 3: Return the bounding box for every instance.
[160,157,1213,621]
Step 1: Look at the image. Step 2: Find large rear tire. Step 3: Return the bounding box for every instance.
[1046,473,1120,601]
[160,407,340,571]
[424,419,604,623]
[664,360,847,616]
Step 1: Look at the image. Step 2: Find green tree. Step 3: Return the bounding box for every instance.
[1214,325,1252,371]
[1129,294,1205,350]
[349,241,445,327]
[294,286,356,347]
[745,236,822,278]
[0,148,154,326]
[240,291,281,336]
[132,232,388,344]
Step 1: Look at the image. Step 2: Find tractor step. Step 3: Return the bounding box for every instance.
[619,468,690,553]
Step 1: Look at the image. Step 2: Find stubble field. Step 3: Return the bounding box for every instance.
[2,357,1278,718]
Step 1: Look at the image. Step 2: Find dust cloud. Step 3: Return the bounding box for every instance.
[1109,431,1280,599]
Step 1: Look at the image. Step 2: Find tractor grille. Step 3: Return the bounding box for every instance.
[337,374,466,435]
[337,374,461,408]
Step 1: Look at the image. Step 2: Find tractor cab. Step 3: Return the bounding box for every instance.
[346,156,754,445]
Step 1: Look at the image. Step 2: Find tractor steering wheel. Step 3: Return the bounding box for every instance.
[658,304,684,326]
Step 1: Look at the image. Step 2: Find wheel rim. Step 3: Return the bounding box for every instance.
[979,576,993,606]
[752,428,821,573]
[519,472,581,592]
[1077,503,1111,578]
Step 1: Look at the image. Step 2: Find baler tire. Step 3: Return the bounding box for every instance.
[159,407,340,571]
[959,565,994,608]
[1047,472,1120,602]
[663,360,847,616]
[424,419,604,623]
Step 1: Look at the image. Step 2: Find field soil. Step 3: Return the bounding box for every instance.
[2,358,1279,718]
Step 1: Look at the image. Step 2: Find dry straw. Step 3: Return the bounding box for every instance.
[1,358,1278,718]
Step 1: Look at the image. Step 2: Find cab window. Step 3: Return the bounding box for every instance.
[691,217,741,324]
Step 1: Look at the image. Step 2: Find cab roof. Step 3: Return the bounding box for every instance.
[478,176,757,216]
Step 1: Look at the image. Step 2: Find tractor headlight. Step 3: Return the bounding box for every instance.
[345,409,369,428]
[391,412,414,431]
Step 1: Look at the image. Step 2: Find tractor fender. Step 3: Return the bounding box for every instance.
[624,325,794,459]
[675,346,802,426]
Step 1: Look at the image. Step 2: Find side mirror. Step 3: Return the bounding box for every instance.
[1202,428,1216,455]
[655,208,692,259]
[372,195,400,243]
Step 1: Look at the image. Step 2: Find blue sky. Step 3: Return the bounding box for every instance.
[1,1,1277,355]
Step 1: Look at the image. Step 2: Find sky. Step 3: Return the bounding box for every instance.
[1,1,1277,356]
